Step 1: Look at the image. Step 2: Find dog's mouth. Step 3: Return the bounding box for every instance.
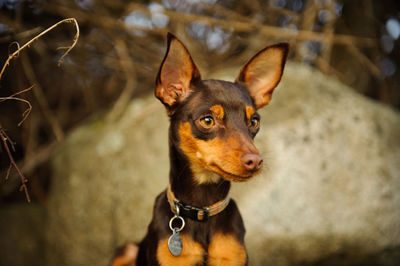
[209,163,261,182]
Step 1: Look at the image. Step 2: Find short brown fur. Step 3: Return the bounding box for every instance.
[178,122,260,182]
[111,33,288,266]
[208,233,247,266]
[156,235,205,266]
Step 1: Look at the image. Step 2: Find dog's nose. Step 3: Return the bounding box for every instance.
[241,153,263,172]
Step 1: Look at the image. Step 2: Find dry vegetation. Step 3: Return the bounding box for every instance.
[0,0,398,203]
[0,18,79,202]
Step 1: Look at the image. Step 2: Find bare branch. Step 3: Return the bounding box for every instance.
[0,128,31,203]
[0,18,80,81]
[0,94,33,126]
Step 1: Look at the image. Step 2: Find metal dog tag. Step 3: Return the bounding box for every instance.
[168,228,183,256]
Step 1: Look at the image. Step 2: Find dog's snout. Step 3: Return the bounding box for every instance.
[241,153,263,172]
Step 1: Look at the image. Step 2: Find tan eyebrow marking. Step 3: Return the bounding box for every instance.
[245,105,255,120]
[210,104,225,120]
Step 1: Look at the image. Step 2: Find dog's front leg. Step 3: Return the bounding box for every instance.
[156,234,205,266]
[207,233,247,266]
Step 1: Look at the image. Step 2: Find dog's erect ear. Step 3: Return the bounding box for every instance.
[236,43,289,109]
[155,33,201,113]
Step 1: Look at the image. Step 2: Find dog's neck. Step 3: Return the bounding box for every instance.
[168,144,231,208]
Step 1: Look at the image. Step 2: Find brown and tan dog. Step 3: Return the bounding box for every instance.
[112,33,288,266]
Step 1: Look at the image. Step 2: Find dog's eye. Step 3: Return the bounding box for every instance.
[250,116,260,128]
[200,116,215,128]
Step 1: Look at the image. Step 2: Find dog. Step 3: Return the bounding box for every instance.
[111,33,289,266]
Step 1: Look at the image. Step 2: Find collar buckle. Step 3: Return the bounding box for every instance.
[175,201,209,221]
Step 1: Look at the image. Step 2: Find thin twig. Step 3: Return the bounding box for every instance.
[0,139,59,196]
[0,128,31,203]
[0,126,16,152]
[1,85,35,100]
[5,164,12,181]
[0,95,33,126]
[0,18,80,81]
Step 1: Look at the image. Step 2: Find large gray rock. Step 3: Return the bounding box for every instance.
[46,62,400,266]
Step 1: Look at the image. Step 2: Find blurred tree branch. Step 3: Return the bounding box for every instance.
[1,0,397,202]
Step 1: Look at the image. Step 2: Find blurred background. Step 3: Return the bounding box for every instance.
[0,0,399,266]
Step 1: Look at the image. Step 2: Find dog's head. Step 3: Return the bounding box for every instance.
[155,33,289,183]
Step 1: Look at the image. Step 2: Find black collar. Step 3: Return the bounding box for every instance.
[166,185,230,222]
